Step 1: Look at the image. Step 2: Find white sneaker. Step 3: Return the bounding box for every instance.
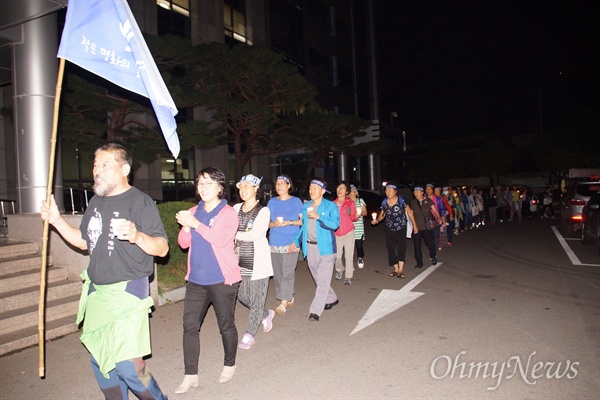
[335,271,343,280]
[357,259,364,269]
[219,366,236,383]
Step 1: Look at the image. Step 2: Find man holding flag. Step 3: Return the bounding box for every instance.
[39,0,181,397]
[41,144,169,399]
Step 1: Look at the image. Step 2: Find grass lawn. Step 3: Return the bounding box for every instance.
[157,262,187,295]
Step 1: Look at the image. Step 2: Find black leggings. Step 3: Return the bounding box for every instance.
[182,281,239,374]
[354,237,365,259]
[385,228,407,266]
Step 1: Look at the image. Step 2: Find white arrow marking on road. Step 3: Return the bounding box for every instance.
[350,263,442,336]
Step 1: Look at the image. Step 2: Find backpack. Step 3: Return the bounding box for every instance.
[382,196,405,210]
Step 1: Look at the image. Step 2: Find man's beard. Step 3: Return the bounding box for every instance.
[93,176,115,197]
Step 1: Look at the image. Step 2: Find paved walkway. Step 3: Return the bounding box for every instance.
[1,219,599,399]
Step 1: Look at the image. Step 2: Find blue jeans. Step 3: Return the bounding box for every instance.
[91,356,167,400]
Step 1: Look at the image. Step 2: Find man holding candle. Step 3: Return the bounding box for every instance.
[40,143,168,399]
[290,179,340,321]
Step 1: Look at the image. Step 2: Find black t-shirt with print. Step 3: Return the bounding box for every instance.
[80,187,167,285]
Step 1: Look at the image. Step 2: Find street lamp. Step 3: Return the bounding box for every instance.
[390,111,397,126]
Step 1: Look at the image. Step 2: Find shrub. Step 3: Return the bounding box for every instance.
[157,201,195,292]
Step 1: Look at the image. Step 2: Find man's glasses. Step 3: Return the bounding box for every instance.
[197,182,217,188]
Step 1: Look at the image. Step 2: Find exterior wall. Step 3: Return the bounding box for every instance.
[0,84,16,204]
[133,157,165,201]
[191,0,224,45]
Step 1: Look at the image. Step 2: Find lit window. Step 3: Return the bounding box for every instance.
[157,0,189,17]
[224,3,249,44]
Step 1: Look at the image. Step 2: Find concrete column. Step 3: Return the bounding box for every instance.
[12,12,63,213]
[337,151,347,182]
[367,152,377,191]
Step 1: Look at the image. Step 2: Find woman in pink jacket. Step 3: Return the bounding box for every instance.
[334,181,358,285]
[174,167,241,394]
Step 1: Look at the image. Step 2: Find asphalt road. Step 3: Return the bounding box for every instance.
[1,216,599,399]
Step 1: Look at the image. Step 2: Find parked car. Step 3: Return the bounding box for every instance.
[561,181,600,235]
[581,191,600,254]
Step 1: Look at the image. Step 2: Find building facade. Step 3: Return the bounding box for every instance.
[0,0,380,213]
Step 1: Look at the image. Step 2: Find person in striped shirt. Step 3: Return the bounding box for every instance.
[349,185,367,269]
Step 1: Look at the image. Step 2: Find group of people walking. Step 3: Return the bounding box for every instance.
[40,141,544,399]
[369,181,545,282]
[371,183,441,279]
[40,143,360,399]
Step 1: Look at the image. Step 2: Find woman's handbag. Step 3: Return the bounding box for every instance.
[425,217,441,230]
[418,200,441,230]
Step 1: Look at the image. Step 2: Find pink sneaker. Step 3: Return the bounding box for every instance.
[262,309,275,333]
[238,333,255,350]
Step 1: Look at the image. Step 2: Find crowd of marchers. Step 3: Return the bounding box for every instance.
[39,142,562,398]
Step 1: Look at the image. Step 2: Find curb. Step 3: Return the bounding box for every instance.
[158,286,186,306]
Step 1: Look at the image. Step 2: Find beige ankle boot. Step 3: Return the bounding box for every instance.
[175,374,199,394]
[218,366,236,383]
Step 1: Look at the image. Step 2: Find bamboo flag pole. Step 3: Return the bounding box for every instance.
[39,57,66,378]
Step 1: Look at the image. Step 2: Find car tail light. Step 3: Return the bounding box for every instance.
[531,199,538,204]
[571,215,583,221]
[569,199,586,206]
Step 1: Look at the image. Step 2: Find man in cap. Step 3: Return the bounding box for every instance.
[290,179,340,321]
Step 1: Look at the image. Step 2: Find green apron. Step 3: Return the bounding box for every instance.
[77,270,154,378]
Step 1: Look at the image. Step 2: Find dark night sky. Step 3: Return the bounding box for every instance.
[373,1,599,139]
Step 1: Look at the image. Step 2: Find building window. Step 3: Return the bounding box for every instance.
[308,47,331,77]
[224,0,251,44]
[157,0,190,17]
[157,0,191,38]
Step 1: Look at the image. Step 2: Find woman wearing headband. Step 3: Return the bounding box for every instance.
[267,174,303,315]
[234,174,274,350]
[371,182,416,278]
